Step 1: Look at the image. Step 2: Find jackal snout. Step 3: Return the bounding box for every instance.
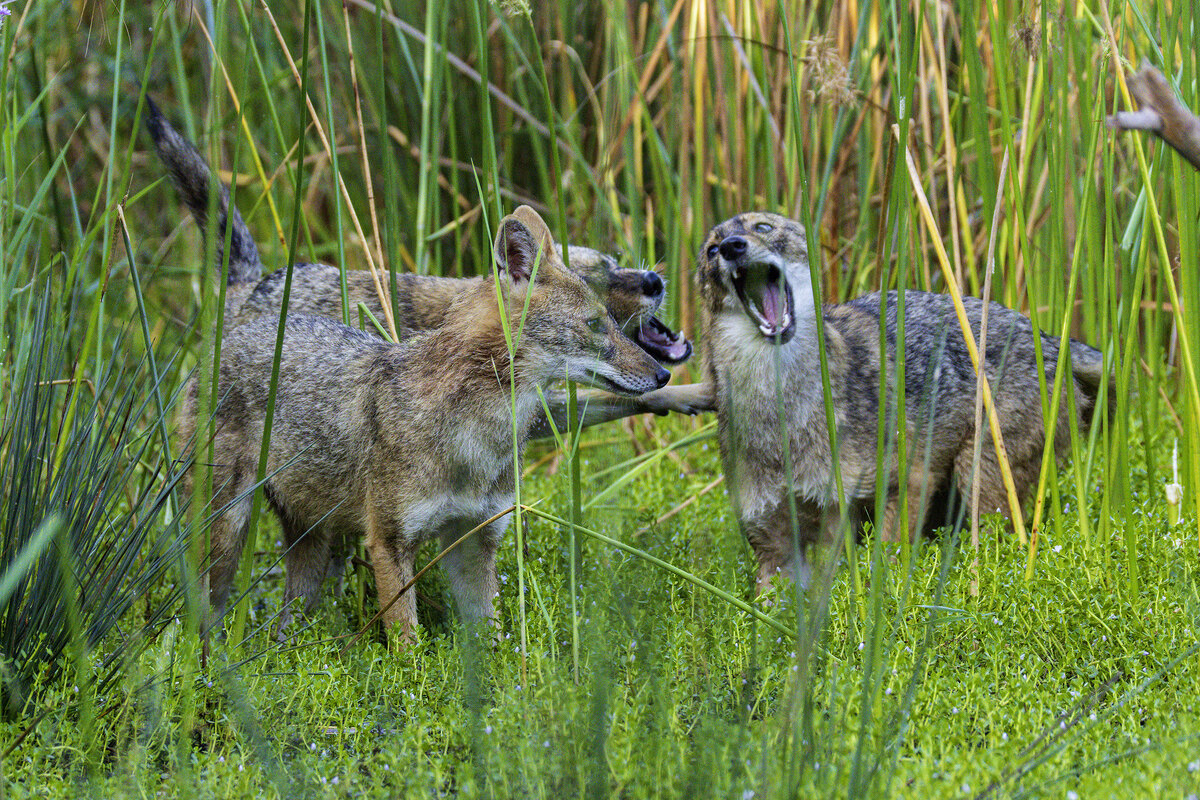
[568,245,691,366]
[700,212,810,345]
[574,317,671,395]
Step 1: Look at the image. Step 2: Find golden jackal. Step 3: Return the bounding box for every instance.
[183,207,669,639]
[146,98,705,433]
[697,211,1109,592]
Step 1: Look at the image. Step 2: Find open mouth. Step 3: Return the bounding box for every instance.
[635,315,693,365]
[732,260,795,344]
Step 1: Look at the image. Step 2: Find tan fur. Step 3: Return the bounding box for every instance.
[183,207,670,640]
[147,100,704,439]
[230,245,668,343]
[229,247,710,439]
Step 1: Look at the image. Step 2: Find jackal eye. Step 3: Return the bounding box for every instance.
[587,316,606,334]
[753,222,774,233]
[706,244,720,260]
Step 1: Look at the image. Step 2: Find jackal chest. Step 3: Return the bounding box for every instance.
[709,315,841,510]
[399,490,514,545]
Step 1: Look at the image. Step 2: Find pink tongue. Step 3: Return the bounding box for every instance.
[638,320,690,361]
[761,282,780,327]
[663,338,690,360]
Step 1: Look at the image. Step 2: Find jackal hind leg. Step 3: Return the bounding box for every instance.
[879,470,939,544]
[275,513,334,640]
[952,433,1038,532]
[204,460,257,629]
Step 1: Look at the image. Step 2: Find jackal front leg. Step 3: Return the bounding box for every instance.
[365,512,419,641]
[438,518,504,641]
[528,382,715,440]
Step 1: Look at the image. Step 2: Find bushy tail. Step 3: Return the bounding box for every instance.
[145,98,262,286]
[1069,340,1117,427]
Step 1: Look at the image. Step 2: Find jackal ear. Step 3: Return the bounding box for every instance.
[494,206,555,283]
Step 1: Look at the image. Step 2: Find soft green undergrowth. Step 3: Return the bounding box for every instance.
[3,0,1198,797]
[3,415,1198,799]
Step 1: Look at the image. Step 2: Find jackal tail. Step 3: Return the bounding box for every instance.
[146,98,263,286]
[1069,340,1117,426]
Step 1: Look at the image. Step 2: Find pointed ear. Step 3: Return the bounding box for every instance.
[493,206,555,282]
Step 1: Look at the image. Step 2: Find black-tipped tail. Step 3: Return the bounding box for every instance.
[146,98,262,286]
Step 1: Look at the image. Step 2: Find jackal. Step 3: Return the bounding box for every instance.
[182,206,670,638]
[146,99,707,431]
[697,211,1110,592]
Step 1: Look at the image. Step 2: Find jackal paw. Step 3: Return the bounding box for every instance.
[644,382,716,416]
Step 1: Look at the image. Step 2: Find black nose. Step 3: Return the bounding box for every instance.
[642,271,664,298]
[718,236,748,261]
[655,366,671,388]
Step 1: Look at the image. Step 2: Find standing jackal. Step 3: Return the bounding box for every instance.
[146,99,706,432]
[697,211,1110,592]
[183,206,670,639]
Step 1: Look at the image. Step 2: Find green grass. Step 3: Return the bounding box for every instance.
[6,417,1200,797]
[2,0,1199,796]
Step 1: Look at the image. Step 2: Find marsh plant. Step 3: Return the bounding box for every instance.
[0,0,1197,796]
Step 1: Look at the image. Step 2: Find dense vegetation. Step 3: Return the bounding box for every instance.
[1,0,1197,796]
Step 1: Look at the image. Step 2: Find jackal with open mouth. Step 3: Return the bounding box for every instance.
[698,211,1110,592]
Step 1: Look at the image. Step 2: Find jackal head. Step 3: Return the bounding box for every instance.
[697,211,812,345]
[562,245,692,365]
[495,207,670,395]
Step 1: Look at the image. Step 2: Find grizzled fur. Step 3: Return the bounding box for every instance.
[182,207,670,639]
[147,101,706,428]
[231,249,708,434]
[698,211,1110,592]
[235,245,679,354]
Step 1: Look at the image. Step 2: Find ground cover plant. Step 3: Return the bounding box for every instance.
[1,0,1198,797]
